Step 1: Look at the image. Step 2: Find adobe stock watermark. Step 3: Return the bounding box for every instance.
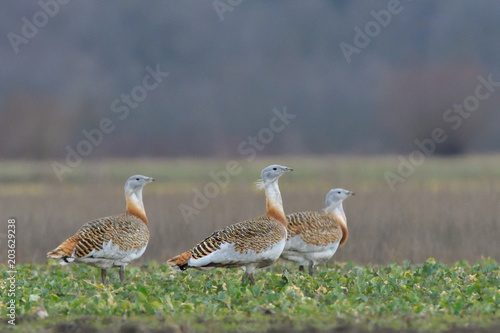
[5,218,17,325]
[178,106,296,222]
[7,0,71,54]
[384,74,500,192]
[340,0,412,64]
[213,0,243,21]
[51,65,169,182]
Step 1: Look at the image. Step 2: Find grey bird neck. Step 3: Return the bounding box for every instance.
[324,201,346,222]
[126,187,145,212]
[266,181,283,210]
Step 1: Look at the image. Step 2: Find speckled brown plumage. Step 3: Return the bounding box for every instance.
[167,215,286,269]
[168,165,292,286]
[286,211,347,246]
[194,216,286,256]
[47,214,149,261]
[46,175,154,285]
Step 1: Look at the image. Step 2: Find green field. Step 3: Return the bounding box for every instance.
[1,156,500,332]
[1,259,499,332]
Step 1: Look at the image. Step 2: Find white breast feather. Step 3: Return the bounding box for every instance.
[76,240,148,268]
[188,238,286,269]
[282,235,340,265]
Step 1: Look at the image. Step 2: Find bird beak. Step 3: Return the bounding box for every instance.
[148,177,155,182]
[284,167,293,172]
[349,191,355,196]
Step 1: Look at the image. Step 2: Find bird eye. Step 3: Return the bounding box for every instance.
[273,167,277,171]
[136,178,140,181]
[337,191,341,194]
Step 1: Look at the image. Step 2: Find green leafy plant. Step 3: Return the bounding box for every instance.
[1,258,499,332]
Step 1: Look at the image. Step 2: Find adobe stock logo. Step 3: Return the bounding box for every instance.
[178,107,296,222]
[52,65,169,182]
[384,74,500,192]
[7,0,71,54]
[340,0,411,64]
[212,0,243,21]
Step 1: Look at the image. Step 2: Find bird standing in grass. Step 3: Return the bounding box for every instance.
[281,188,354,276]
[167,165,293,285]
[47,175,154,285]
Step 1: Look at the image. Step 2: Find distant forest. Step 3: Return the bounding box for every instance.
[1,0,500,159]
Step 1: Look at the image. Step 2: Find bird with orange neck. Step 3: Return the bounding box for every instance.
[167,165,292,285]
[281,188,354,276]
[47,175,154,284]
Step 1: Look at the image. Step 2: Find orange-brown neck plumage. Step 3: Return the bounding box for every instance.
[126,195,148,227]
[266,197,287,227]
[327,211,348,245]
[264,181,287,227]
[338,219,348,245]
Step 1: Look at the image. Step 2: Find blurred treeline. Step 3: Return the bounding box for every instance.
[1,0,500,159]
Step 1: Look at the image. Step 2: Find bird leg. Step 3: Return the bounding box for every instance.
[119,266,125,283]
[241,272,256,286]
[308,262,314,276]
[101,269,107,285]
[241,272,249,284]
[248,273,255,286]
[246,272,255,286]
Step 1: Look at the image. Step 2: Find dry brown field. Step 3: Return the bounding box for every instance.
[1,155,499,266]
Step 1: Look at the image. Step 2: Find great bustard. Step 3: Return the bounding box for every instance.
[167,165,292,285]
[281,188,354,275]
[47,175,154,284]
